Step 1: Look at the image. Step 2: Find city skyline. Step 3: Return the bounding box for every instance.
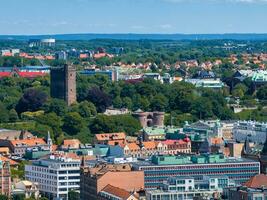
[1,0,267,35]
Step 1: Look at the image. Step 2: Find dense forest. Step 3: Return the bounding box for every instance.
[0,73,266,144]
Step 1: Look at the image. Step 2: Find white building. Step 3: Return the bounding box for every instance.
[25,154,81,200]
[233,121,267,143]
[146,175,234,200]
[13,180,39,199]
[185,78,224,89]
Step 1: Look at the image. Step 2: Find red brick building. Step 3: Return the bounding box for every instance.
[80,163,144,200]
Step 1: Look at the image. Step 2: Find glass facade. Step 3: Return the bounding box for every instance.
[136,162,260,189]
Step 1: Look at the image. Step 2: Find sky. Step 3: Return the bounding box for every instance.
[1,0,267,35]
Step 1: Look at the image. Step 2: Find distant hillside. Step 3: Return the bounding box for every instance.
[1,33,267,41]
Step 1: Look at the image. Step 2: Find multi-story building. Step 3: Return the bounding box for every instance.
[132,154,260,189]
[117,138,191,158]
[50,64,76,106]
[0,137,49,157]
[29,38,56,47]
[224,174,267,200]
[0,132,52,157]
[0,160,11,196]
[80,163,144,200]
[25,154,81,200]
[185,78,224,89]
[233,121,267,143]
[98,184,138,200]
[94,132,126,146]
[146,175,235,200]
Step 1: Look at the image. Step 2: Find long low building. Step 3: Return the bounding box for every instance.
[132,154,260,190]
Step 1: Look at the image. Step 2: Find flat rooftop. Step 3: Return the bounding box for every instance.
[133,154,260,167]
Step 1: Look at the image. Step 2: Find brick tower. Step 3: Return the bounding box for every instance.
[50,64,76,106]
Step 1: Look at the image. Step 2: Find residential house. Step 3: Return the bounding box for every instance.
[94,133,126,146]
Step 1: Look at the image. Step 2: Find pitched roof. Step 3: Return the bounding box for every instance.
[95,132,126,141]
[143,141,157,149]
[10,138,46,147]
[244,174,267,188]
[101,184,132,200]
[163,139,190,145]
[0,156,19,166]
[62,139,81,149]
[123,143,140,151]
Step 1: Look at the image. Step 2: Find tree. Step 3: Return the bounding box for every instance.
[68,190,80,200]
[12,194,24,200]
[113,96,122,108]
[90,114,141,136]
[0,103,9,123]
[0,194,8,200]
[39,198,49,200]
[78,101,97,118]
[87,87,112,113]
[232,83,248,98]
[150,94,168,111]
[192,97,213,119]
[63,112,84,135]
[122,97,133,110]
[36,112,62,140]
[257,86,267,100]
[9,109,18,122]
[45,99,68,117]
[15,88,48,114]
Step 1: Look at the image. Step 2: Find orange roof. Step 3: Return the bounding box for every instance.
[210,137,223,145]
[62,139,81,149]
[128,143,140,151]
[80,54,89,59]
[0,156,19,166]
[101,184,132,200]
[244,174,267,188]
[95,132,126,141]
[163,139,190,145]
[143,141,157,149]
[11,138,46,147]
[52,145,58,152]
[64,152,80,160]
[45,55,54,60]
[93,53,107,59]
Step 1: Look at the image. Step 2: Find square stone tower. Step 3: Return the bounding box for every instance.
[50,64,76,106]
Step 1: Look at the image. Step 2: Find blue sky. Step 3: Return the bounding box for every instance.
[1,0,267,35]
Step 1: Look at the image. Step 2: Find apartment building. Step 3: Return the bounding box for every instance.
[25,154,81,200]
[132,154,260,189]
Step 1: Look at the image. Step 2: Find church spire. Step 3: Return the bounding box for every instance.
[47,131,53,152]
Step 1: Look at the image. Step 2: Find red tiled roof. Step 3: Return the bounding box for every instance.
[62,139,81,149]
[95,132,126,141]
[101,184,132,200]
[0,156,19,166]
[0,72,12,77]
[244,174,267,188]
[11,138,46,147]
[93,53,107,59]
[18,72,47,78]
[163,139,190,145]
